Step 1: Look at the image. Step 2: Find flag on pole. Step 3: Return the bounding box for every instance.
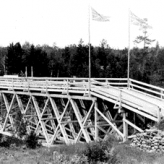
[130,11,152,29]
[91,8,110,22]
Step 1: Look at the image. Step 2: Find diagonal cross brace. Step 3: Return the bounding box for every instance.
[32,96,50,143]
[70,99,94,143]
[2,93,16,131]
[50,97,70,144]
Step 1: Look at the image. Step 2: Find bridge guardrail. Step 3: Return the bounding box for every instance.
[129,78,164,100]
[0,77,91,95]
[91,82,162,122]
[1,77,164,102]
[91,78,128,88]
[0,77,128,91]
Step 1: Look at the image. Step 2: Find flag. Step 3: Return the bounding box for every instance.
[130,11,152,29]
[91,8,110,22]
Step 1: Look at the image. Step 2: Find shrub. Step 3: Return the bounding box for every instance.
[25,131,39,149]
[83,135,120,163]
[16,120,27,138]
[0,135,24,148]
[0,135,11,147]
[84,141,108,163]
[0,133,3,142]
[14,110,27,138]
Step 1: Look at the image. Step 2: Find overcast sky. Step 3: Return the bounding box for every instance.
[0,0,163,49]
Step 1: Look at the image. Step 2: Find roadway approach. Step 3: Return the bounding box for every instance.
[0,77,163,145]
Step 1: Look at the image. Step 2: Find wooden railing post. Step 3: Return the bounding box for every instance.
[46,79,47,93]
[67,79,69,95]
[161,90,163,99]
[12,78,14,90]
[106,79,108,85]
[27,78,30,91]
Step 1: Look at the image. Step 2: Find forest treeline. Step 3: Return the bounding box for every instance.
[0,40,163,86]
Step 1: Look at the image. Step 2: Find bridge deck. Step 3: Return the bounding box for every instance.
[0,77,163,121]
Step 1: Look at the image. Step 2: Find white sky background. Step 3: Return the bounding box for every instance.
[0,0,163,49]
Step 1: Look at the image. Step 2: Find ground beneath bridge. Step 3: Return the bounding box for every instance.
[0,144,163,164]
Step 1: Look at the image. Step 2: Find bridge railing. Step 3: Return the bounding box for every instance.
[0,77,91,94]
[0,77,127,90]
[129,78,164,100]
[1,76,164,100]
[91,78,128,88]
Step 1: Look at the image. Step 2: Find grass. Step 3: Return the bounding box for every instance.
[47,138,164,164]
[0,133,163,163]
[114,143,157,164]
[51,142,87,155]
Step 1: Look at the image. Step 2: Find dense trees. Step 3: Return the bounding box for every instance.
[0,40,164,87]
[6,43,23,75]
[0,47,7,75]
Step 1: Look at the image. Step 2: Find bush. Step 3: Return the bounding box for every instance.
[84,141,108,163]
[0,133,3,142]
[83,135,120,163]
[16,121,27,138]
[0,135,11,147]
[14,111,27,138]
[25,131,39,149]
[0,135,24,148]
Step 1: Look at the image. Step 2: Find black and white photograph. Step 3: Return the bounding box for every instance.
[0,0,164,163]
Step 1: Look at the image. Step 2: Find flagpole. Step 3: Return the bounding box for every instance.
[88,4,91,96]
[87,6,109,95]
[127,8,130,88]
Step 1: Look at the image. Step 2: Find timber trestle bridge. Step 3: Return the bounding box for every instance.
[0,77,164,145]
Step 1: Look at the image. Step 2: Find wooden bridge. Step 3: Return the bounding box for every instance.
[0,77,163,145]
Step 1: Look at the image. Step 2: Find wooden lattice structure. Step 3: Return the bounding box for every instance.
[0,77,163,145]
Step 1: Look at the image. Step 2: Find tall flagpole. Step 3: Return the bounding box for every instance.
[127,9,130,88]
[88,5,91,96]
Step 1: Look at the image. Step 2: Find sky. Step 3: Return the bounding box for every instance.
[0,0,163,49]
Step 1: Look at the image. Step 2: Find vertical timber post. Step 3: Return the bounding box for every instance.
[25,67,27,77]
[133,112,136,134]
[123,111,128,142]
[31,66,33,77]
[157,107,161,123]
[94,102,98,141]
